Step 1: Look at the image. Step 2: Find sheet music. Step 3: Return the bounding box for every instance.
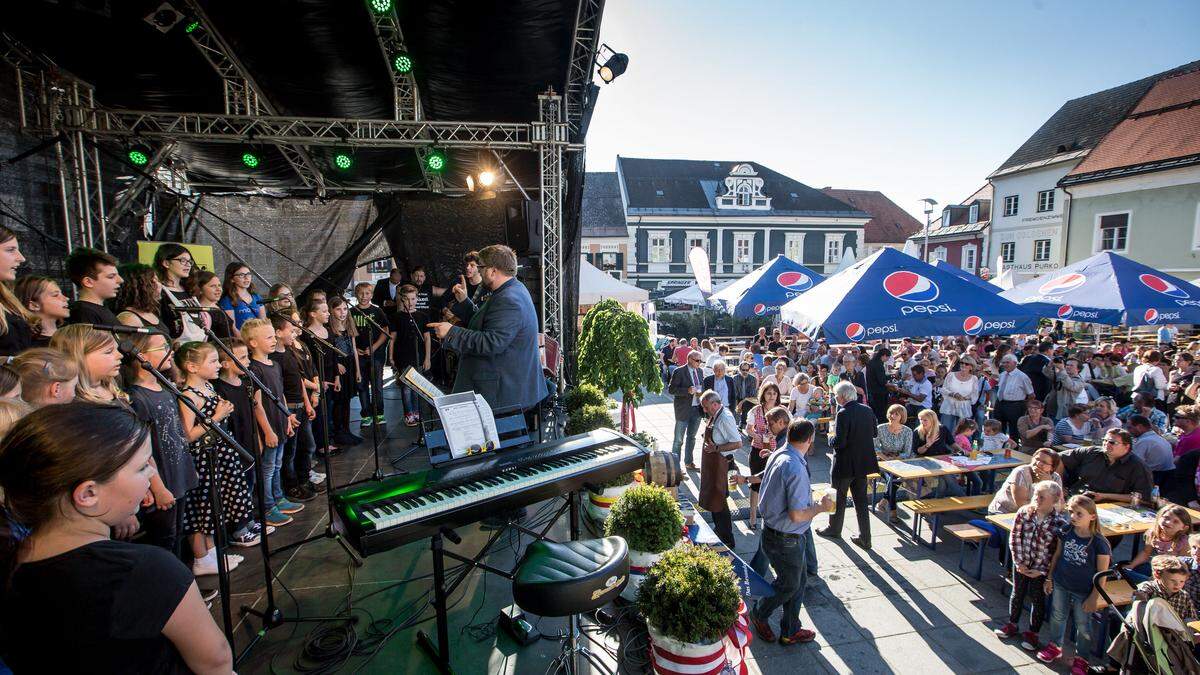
[402,366,445,404]
[433,392,500,460]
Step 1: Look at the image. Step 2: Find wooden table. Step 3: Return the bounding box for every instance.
[875,452,1031,498]
[988,502,1200,538]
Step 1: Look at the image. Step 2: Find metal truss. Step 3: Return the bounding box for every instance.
[563,0,605,135]
[180,0,327,195]
[536,90,568,390]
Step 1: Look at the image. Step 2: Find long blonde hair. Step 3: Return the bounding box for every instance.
[0,226,33,336]
[49,324,128,404]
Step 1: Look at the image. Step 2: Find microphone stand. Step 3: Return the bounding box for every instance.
[352,306,390,481]
[117,338,255,652]
[266,311,362,567]
[163,307,345,666]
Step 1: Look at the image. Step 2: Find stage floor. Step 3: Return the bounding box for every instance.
[218,385,1073,674]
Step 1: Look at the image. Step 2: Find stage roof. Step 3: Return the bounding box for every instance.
[2,0,586,194]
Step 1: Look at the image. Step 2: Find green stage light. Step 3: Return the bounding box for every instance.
[368,0,393,14]
[127,149,149,166]
[392,53,413,74]
[425,149,446,172]
[242,152,260,169]
[184,20,200,34]
[334,153,353,170]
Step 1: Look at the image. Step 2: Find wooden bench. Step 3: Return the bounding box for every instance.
[946,523,990,580]
[899,495,993,550]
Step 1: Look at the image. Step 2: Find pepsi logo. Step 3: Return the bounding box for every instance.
[883,271,940,303]
[753,303,767,316]
[1144,308,1159,324]
[1037,273,1087,295]
[1057,305,1073,319]
[845,322,866,341]
[962,316,983,336]
[776,271,813,292]
[1139,273,1190,299]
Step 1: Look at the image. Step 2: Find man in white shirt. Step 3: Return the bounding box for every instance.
[994,354,1035,439]
[1129,414,1174,475]
[901,364,934,424]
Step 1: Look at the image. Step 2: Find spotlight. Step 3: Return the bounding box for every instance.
[367,0,393,14]
[184,20,200,34]
[466,175,475,192]
[392,53,413,74]
[144,2,184,33]
[477,170,496,187]
[596,44,629,84]
[425,148,447,173]
[333,152,353,171]
[242,151,261,169]
[126,143,152,167]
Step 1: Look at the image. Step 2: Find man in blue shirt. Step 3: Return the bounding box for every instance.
[746,419,833,646]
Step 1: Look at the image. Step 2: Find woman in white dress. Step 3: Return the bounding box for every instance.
[939,355,980,432]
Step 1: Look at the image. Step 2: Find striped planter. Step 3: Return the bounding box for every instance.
[622,548,665,601]
[647,600,751,675]
[585,481,636,524]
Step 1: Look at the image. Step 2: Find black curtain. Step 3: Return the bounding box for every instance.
[298,195,398,299]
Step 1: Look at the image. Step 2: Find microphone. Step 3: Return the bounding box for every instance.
[85,323,159,335]
[258,295,291,305]
[165,305,224,313]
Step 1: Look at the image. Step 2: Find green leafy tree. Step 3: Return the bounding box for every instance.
[577,299,662,433]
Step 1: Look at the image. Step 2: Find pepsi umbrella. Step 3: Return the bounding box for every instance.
[709,255,825,318]
[779,247,1038,342]
[934,260,1001,294]
[999,251,1200,326]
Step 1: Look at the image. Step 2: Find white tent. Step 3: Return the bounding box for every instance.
[661,278,735,305]
[991,268,1017,291]
[578,260,649,305]
[835,247,857,272]
[901,240,921,258]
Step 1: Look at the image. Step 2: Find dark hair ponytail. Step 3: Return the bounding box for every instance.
[0,402,151,591]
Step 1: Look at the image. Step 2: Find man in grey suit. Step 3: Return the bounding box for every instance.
[816,380,879,550]
[427,244,545,415]
[668,350,706,473]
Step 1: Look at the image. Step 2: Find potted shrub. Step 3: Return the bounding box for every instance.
[565,404,613,436]
[585,471,639,524]
[636,544,745,672]
[604,483,683,600]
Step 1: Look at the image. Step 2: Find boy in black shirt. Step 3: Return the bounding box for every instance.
[271,315,318,503]
[351,282,390,427]
[391,284,431,427]
[243,318,299,527]
[66,247,123,326]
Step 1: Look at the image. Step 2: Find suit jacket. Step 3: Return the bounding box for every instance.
[829,400,879,480]
[668,364,704,421]
[865,356,890,402]
[372,278,399,312]
[702,374,738,416]
[1019,353,1050,401]
[444,278,544,414]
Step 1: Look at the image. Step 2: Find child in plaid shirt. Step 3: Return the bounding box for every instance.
[1183,534,1200,611]
[995,480,1066,650]
[1134,555,1198,622]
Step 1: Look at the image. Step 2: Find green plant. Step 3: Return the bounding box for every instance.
[595,471,636,490]
[564,382,607,413]
[627,430,657,450]
[636,543,740,645]
[604,483,683,554]
[565,404,612,436]
[578,299,663,432]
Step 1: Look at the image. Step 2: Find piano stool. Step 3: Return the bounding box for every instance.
[512,537,629,675]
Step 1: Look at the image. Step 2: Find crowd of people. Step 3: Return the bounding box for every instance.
[0,226,544,672]
[666,324,1200,672]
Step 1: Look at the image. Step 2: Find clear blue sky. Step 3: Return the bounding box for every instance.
[585,0,1200,221]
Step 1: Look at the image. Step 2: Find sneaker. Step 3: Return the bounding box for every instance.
[225,553,244,565]
[778,628,816,645]
[1036,642,1062,663]
[1071,657,1090,675]
[749,615,776,643]
[374,414,387,425]
[992,622,1018,638]
[247,521,276,536]
[306,480,326,495]
[309,470,326,484]
[193,554,238,576]
[360,416,374,427]
[1020,631,1040,651]
[874,498,890,515]
[406,413,419,427]
[277,499,305,515]
[229,529,261,547]
[265,507,293,526]
[201,587,219,603]
[286,486,316,503]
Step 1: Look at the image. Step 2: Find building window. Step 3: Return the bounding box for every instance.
[648,232,671,263]
[1000,241,1015,263]
[930,246,948,263]
[1037,189,1055,213]
[600,252,617,269]
[736,184,752,207]
[734,233,753,263]
[685,231,710,255]
[1033,239,1051,262]
[1003,195,1019,217]
[962,244,977,273]
[824,236,842,265]
[784,233,805,262]
[1098,212,1129,252]
[968,204,979,224]
[366,259,390,274]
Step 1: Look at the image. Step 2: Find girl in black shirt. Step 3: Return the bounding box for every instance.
[15,275,69,348]
[0,225,32,357]
[0,403,232,673]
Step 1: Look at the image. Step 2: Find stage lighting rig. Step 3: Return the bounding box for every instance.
[425,148,447,173]
[477,170,496,187]
[596,44,629,84]
[333,152,354,171]
[126,142,153,167]
[145,2,185,34]
[368,0,394,15]
[241,151,261,169]
[392,52,414,74]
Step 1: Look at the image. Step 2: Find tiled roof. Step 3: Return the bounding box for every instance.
[1061,69,1200,186]
[819,188,923,244]
[909,185,992,240]
[991,60,1200,176]
[581,172,627,237]
[616,157,868,217]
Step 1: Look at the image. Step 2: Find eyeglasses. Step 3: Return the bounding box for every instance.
[170,256,194,266]
[233,272,252,278]
[142,344,171,355]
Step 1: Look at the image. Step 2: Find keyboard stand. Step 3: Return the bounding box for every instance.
[416,490,580,674]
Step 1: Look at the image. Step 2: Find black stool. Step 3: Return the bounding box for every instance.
[512,536,629,674]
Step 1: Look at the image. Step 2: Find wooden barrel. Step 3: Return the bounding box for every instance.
[645,449,681,488]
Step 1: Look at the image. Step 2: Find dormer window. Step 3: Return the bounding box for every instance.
[968,204,978,224]
[943,208,951,226]
[716,163,771,211]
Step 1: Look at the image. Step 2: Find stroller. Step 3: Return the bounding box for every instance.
[1093,569,1200,674]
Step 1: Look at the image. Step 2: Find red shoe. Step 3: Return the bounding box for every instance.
[1020,630,1040,651]
[778,628,816,645]
[1070,657,1090,675]
[749,615,776,643]
[992,622,1017,638]
[1036,642,1062,663]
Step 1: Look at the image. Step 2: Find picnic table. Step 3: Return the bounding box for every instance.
[874,451,1032,498]
[988,502,1200,551]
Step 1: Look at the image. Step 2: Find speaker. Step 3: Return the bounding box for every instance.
[505,200,541,253]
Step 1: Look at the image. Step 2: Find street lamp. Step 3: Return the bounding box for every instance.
[920,198,938,263]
